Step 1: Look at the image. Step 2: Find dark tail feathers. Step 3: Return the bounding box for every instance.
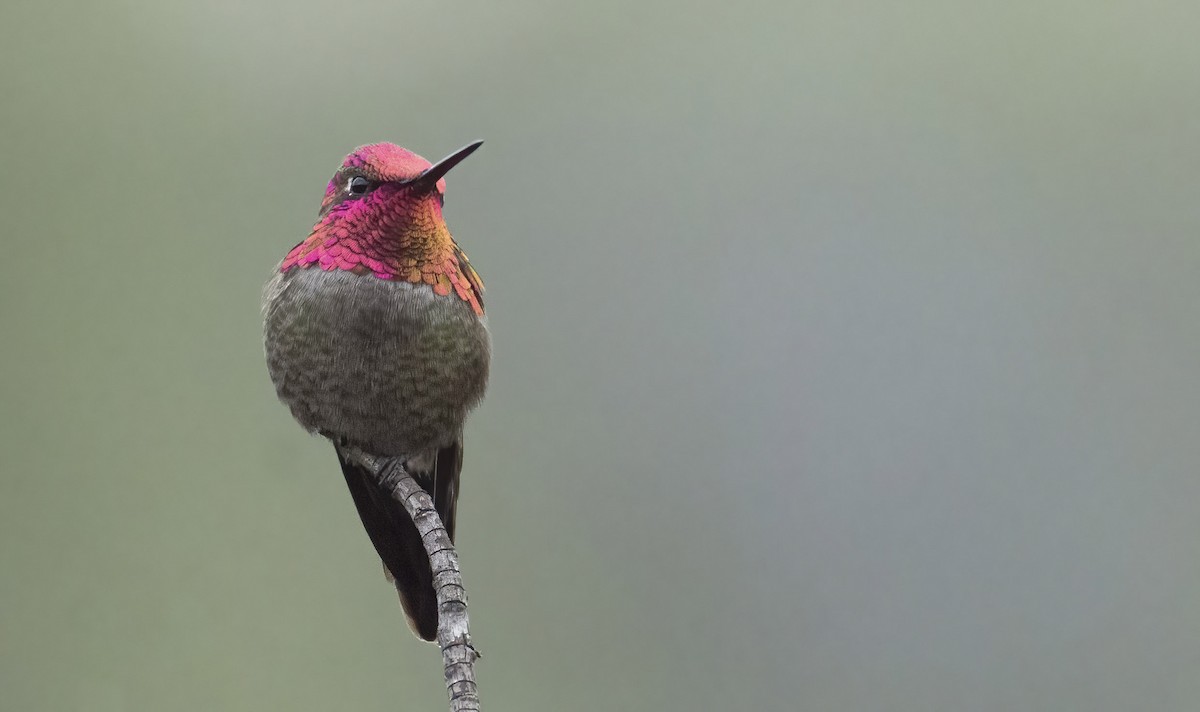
[335,442,462,641]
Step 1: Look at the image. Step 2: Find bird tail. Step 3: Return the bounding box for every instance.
[334,443,461,641]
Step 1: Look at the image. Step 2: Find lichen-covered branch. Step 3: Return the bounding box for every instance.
[349,449,482,712]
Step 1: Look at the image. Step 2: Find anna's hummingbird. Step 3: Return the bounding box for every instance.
[263,141,490,641]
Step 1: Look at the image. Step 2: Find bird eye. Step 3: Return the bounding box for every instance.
[346,176,373,196]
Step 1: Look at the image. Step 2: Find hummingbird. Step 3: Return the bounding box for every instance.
[262,141,490,641]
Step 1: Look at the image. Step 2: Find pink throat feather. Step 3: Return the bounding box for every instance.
[279,144,485,316]
[280,189,484,316]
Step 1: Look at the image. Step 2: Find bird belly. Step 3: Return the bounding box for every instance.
[263,267,491,456]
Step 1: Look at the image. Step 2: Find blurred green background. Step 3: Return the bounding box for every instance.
[2,1,1199,710]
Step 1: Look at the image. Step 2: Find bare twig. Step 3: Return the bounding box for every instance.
[348,449,482,712]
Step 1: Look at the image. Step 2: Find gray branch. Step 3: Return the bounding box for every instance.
[348,449,482,712]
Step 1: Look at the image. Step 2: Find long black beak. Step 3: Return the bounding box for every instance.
[408,140,483,192]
